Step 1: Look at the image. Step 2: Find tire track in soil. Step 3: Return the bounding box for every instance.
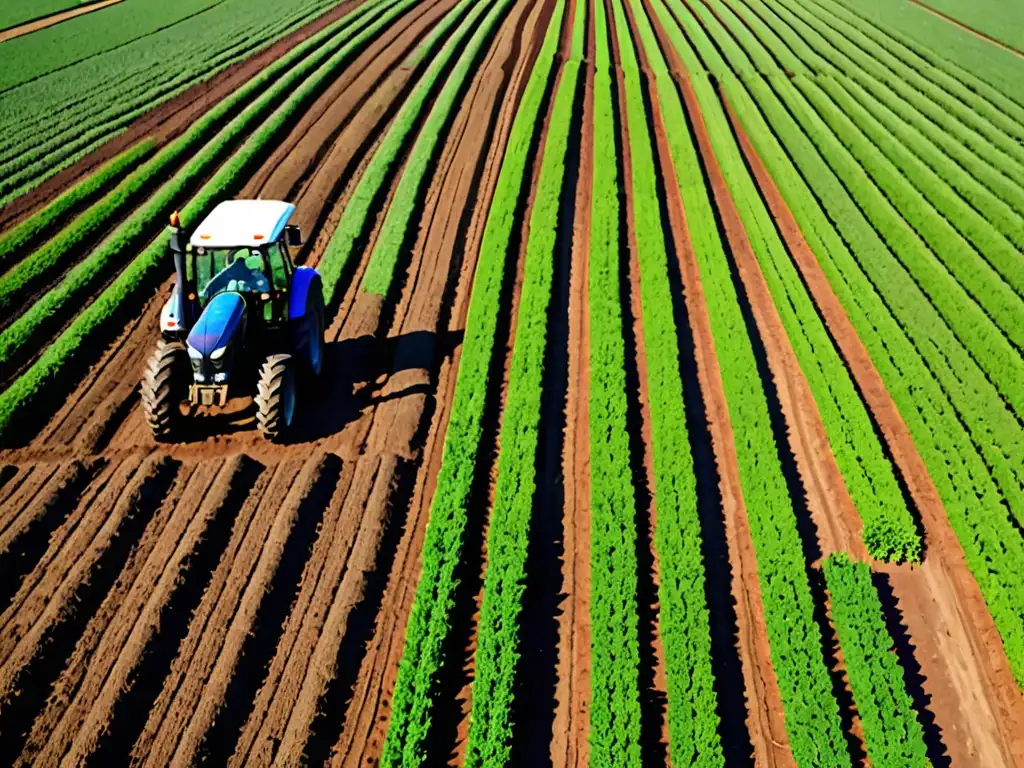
[724,94,1024,768]
[0,455,179,758]
[633,22,796,766]
[327,1,560,761]
[19,458,223,766]
[145,453,340,767]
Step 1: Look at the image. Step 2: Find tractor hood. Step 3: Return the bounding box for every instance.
[187,292,246,357]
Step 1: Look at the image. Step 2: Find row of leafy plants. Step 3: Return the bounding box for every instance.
[811,74,1024,288]
[614,0,728,764]
[698,0,1024,521]
[585,0,644,763]
[649,1,920,562]
[317,0,498,306]
[0,0,422,436]
[0,141,156,270]
[0,0,345,204]
[717,60,1024,688]
[730,0,1024,219]
[821,554,930,768]
[645,1,850,764]
[360,0,525,295]
[464,11,582,762]
[377,0,567,762]
[0,0,401,373]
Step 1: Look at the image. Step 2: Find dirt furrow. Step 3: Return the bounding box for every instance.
[0,464,60,536]
[724,95,1024,768]
[225,456,364,766]
[0,455,178,757]
[550,6,593,765]
[130,459,290,764]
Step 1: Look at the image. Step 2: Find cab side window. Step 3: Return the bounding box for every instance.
[267,243,290,290]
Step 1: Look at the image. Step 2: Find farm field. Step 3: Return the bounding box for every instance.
[0,0,1022,765]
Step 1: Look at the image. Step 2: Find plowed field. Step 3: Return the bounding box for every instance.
[1,0,1023,765]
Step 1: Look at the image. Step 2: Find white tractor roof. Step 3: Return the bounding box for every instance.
[190,200,296,248]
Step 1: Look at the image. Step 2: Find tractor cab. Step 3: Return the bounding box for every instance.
[143,200,325,442]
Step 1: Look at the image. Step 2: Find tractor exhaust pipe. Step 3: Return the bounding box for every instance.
[169,211,194,330]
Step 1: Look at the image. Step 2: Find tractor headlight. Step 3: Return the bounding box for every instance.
[210,346,227,361]
[187,346,202,360]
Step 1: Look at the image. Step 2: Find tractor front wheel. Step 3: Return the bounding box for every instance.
[142,340,188,441]
[255,354,296,441]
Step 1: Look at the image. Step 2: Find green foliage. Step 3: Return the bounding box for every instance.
[362,0,524,294]
[465,43,581,768]
[0,0,91,31]
[656,7,920,561]
[724,74,1024,687]
[586,0,643,764]
[0,0,415,434]
[615,0,726,763]
[378,1,566,763]
[318,0,494,306]
[0,140,155,269]
[822,555,930,768]
[0,0,343,204]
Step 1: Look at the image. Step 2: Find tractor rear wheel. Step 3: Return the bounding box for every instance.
[142,340,188,441]
[255,353,296,441]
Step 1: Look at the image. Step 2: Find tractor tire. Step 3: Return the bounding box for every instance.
[255,354,296,441]
[141,340,188,441]
[292,287,324,378]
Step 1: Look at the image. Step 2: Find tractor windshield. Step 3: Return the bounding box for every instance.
[190,247,270,300]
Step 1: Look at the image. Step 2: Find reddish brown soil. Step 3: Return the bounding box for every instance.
[551,2,593,763]
[0,0,123,44]
[725,94,1024,768]
[906,0,1024,59]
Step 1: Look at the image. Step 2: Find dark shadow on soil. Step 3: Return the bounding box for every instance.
[0,459,105,615]
[871,571,951,768]
[89,457,266,766]
[0,457,179,760]
[510,44,586,768]
[193,454,342,764]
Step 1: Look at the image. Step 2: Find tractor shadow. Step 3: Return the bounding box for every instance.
[281,327,464,444]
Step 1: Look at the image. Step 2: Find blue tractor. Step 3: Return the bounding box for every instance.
[142,200,325,441]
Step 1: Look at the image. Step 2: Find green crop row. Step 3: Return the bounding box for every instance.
[773,75,1024,402]
[378,1,566,762]
[465,26,581,766]
[791,0,1024,147]
[804,0,1024,129]
[769,0,1024,183]
[650,2,851,764]
[720,73,1024,686]
[822,554,930,768]
[586,0,643,763]
[697,0,1024,513]
[0,0,404,318]
[0,0,344,204]
[0,141,155,270]
[653,10,919,560]
[797,74,1024,315]
[361,0,523,295]
[317,0,494,307]
[816,74,1024,264]
[701,0,1024,404]
[0,0,420,437]
[729,0,1024,219]
[615,0,727,764]
[0,0,400,374]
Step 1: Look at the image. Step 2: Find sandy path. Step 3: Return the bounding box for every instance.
[0,1,123,45]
